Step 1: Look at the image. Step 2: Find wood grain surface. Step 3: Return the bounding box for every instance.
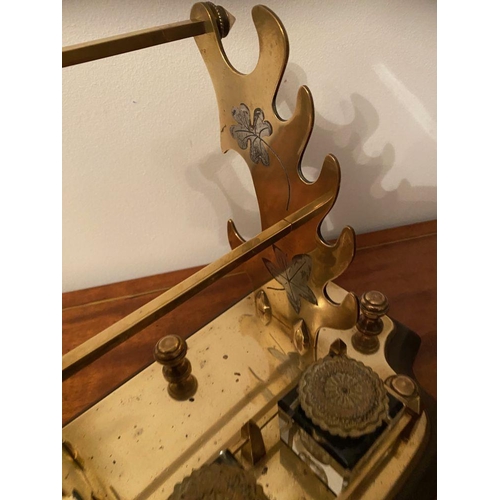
[62,220,436,425]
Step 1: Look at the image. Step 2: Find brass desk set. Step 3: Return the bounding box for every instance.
[62,4,436,499]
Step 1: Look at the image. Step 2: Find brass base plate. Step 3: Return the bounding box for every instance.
[63,284,429,499]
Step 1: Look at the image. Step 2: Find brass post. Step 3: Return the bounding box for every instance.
[154,335,197,400]
[351,290,389,354]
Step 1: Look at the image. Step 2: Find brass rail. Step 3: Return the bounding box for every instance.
[62,3,234,67]
[62,193,330,380]
[62,20,207,67]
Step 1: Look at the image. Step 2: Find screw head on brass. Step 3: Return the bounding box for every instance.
[154,335,197,401]
[255,289,272,325]
[292,319,310,355]
[391,375,417,397]
[352,290,389,354]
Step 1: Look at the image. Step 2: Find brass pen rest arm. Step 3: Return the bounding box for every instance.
[62,191,339,380]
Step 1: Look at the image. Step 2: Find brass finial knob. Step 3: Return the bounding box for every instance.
[204,3,235,39]
[351,291,389,354]
[154,335,197,400]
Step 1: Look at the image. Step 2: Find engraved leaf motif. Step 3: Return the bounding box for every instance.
[229,103,291,210]
[230,104,252,149]
[250,109,272,165]
[263,245,317,314]
[230,104,272,166]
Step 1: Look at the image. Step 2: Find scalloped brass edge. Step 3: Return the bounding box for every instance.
[298,356,390,438]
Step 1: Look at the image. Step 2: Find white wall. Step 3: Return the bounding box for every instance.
[62,0,436,292]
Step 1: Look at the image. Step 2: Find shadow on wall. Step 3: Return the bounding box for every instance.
[183,62,436,246]
[184,150,261,247]
[279,64,436,239]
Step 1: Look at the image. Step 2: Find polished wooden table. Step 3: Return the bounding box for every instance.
[62,220,436,425]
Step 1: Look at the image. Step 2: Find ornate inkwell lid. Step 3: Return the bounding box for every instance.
[298,355,389,438]
[168,463,269,500]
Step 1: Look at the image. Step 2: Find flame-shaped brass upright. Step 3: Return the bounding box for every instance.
[191,3,358,335]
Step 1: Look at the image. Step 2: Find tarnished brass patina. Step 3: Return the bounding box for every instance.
[154,335,198,400]
[191,3,358,345]
[352,290,389,354]
[168,463,269,500]
[298,356,389,438]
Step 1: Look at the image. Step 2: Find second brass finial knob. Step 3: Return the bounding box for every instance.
[351,291,389,354]
[154,335,197,400]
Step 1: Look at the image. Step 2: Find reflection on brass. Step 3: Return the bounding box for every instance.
[62,441,112,500]
[352,290,389,354]
[154,335,198,400]
[299,356,389,438]
[62,193,333,380]
[168,463,269,500]
[292,319,310,355]
[329,338,347,357]
[192,2,359,339]
[62,440,83,470]
[62,3,234,67]
[255,289,272,325]
[241,420,267,465]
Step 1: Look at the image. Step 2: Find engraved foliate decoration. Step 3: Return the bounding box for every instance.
[263,245,317,314]
[230,104,272,166]
[298,356,389,438]
[168,463,269,500]
[230,104,291,210]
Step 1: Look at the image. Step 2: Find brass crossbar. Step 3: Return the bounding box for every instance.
[62,20,208,67]
[62,3,235,67]
[62,193,331,380]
